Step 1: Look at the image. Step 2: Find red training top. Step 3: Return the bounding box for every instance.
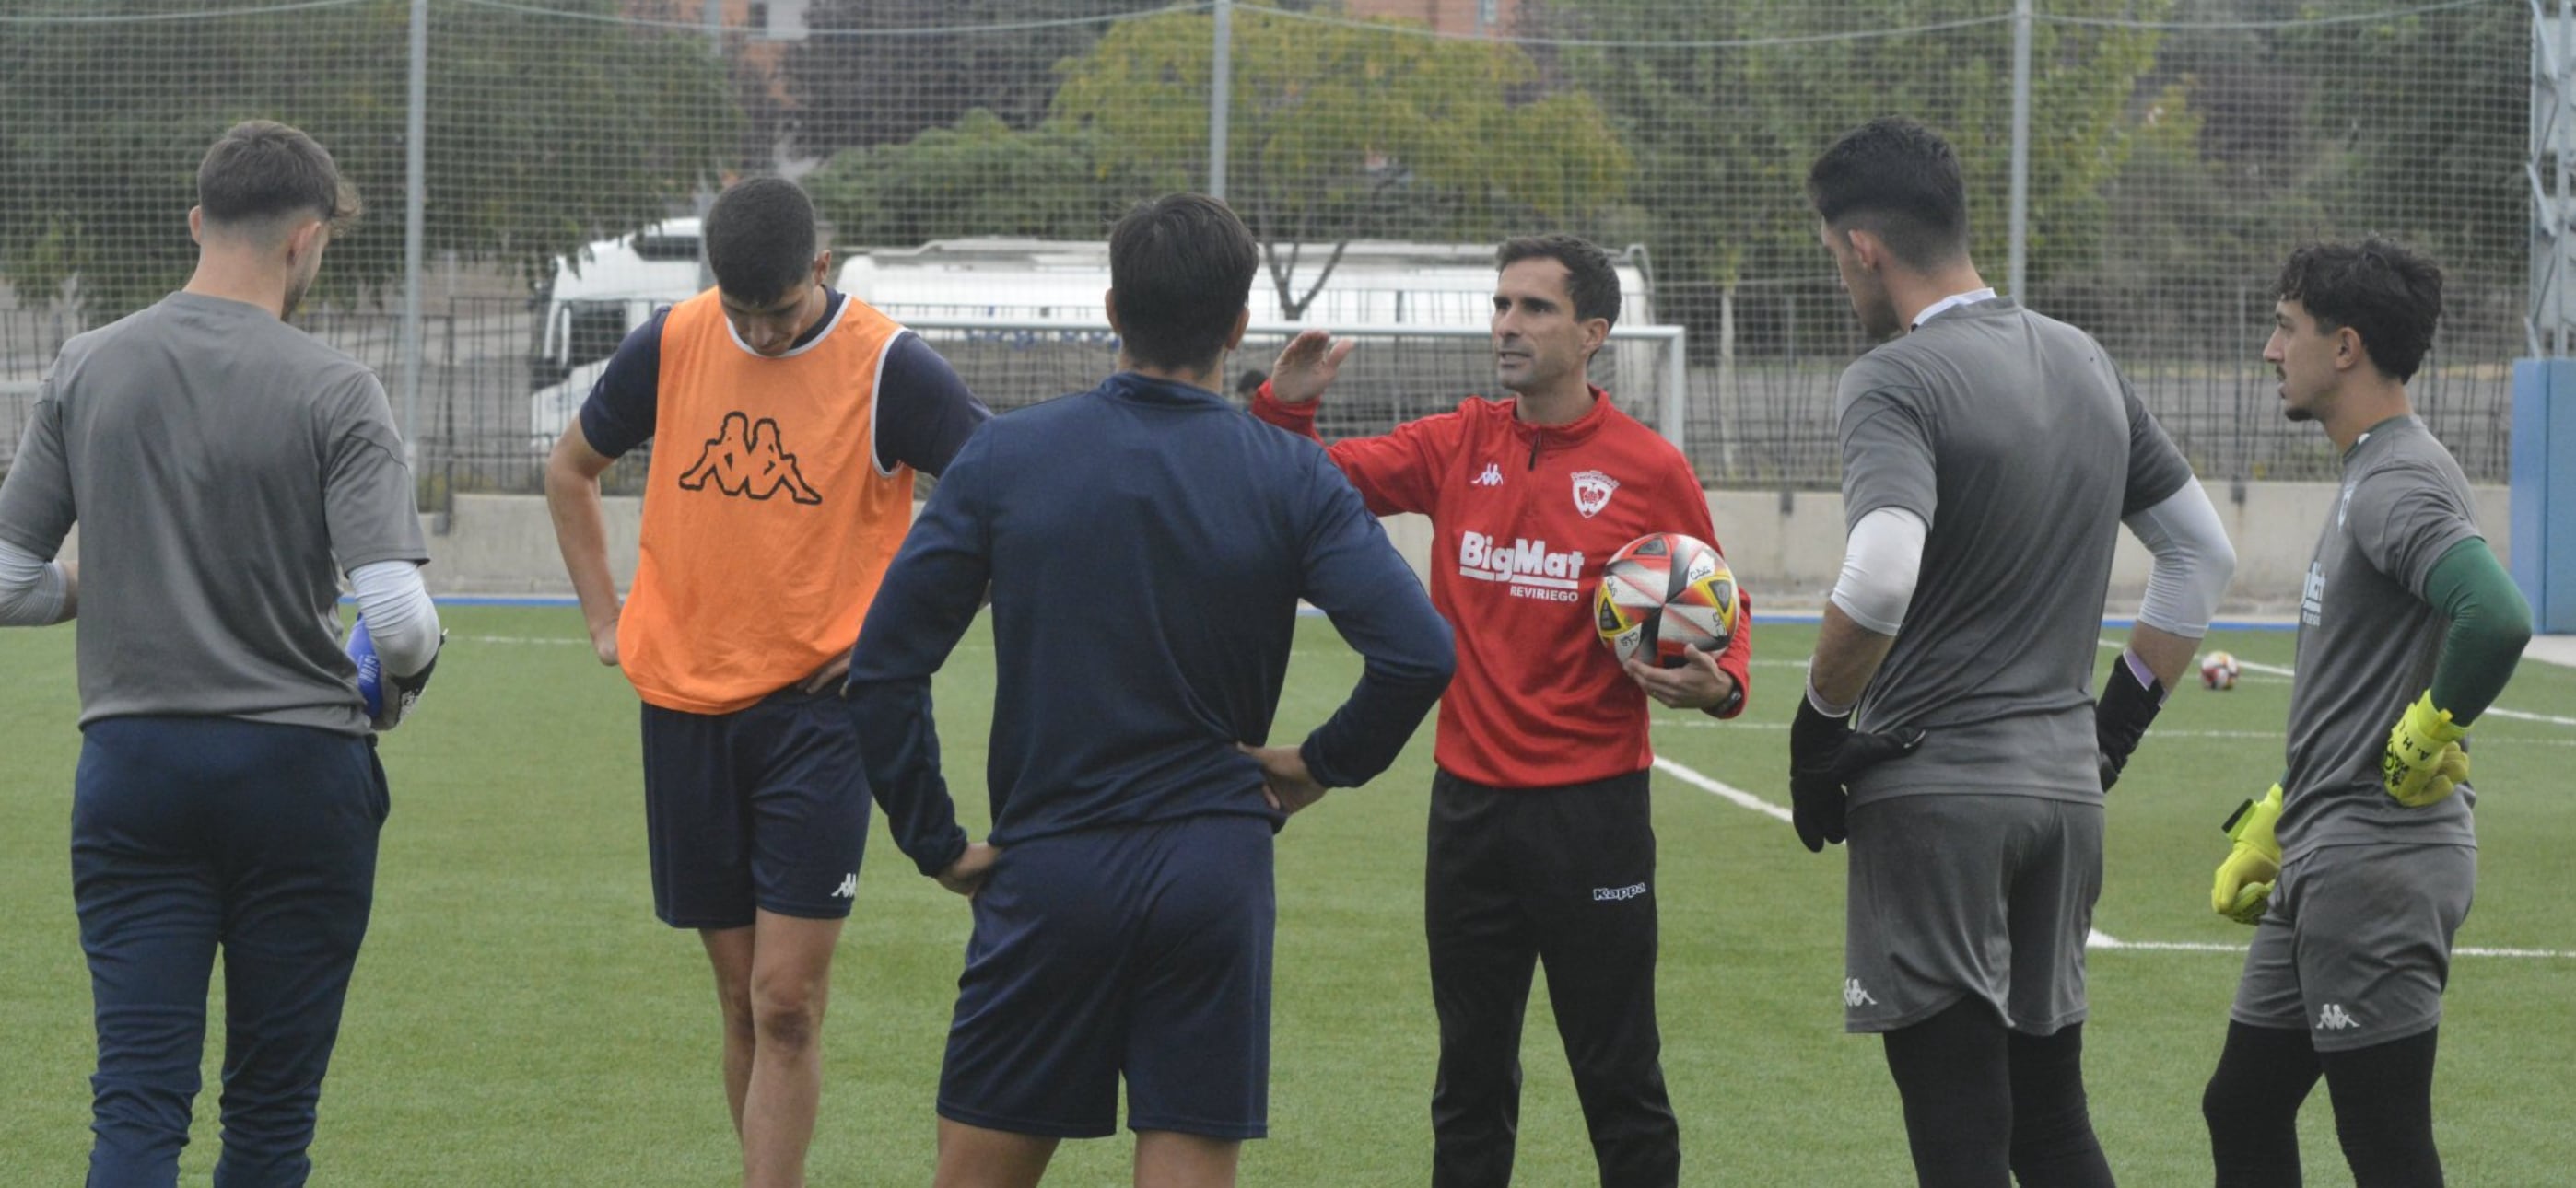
[1253,382,1752,788]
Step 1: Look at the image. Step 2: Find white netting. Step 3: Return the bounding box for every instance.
[0,0,2528,499]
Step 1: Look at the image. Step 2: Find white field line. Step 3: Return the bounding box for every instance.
[1649,753,2576,960]
[2100,638,2573,726]
[2086,931,2576,960]
[1650,756,1790,823]
[2092,638,2289,683]
[1649,718,2576,748]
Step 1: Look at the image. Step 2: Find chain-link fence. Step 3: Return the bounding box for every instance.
[0,0,2528,498]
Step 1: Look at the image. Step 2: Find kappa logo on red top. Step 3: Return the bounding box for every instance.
[1570,470,1619,518]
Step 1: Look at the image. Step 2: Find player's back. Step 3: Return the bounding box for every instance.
[38,293,411,732]
[1837,297,2185,802]
[966,370,1445,839]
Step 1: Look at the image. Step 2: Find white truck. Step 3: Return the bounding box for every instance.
[525,227,1657,445]
[525,218,706,446]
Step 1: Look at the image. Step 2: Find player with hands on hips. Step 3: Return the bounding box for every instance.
[846,193,1450,1188]
[2197,239,2530,1188]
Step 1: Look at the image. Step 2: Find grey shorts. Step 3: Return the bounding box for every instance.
[2231,843,2475,1053]
[1844,794,2102,1035]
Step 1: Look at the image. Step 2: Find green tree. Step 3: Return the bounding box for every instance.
[804,110,1140,247]
[1539,0,2164,297]
[783,0,1142,157]
[0,0,742,322]
[1049,7,1632,318]
[2283,0,2523,323]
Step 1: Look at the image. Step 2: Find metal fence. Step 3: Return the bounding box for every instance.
[0,0,2528,497]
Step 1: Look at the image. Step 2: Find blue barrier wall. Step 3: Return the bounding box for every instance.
[2512,358,2576,634]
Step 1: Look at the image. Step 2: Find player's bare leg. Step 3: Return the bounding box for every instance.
[699,926,757,1136]
[932,1118,1058,1188]
[1134,1131,1240,1188]
[739,909,843,1188]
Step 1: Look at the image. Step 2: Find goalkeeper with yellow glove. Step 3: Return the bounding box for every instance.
[2200,240,2533,1188]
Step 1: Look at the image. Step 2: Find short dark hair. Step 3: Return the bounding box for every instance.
[1495,233,1620,327]
[1107,193,1259,373]
[197,120,359,232]
[2275,239,2445,382]
[704,177,819,304]
[1806,116,1970,270]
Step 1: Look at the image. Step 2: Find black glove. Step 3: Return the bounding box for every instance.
[2094,652,2167,791]
[1788,695,1924,853]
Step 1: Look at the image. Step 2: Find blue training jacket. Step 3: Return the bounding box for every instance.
[845,371,1455,875]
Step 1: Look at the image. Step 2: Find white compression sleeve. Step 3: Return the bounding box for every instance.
[1829,507,1927,636]
[351,560,441,676]
[2123,479,2236,638]
[0,538,71,626]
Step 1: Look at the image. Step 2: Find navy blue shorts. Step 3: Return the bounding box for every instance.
[939,813,1275,1140]
[639,688,870,929]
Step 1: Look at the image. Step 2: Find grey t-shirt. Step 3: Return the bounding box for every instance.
[2277,416,2481,861]
[0,292,428,735]
[1836,297,2193,806]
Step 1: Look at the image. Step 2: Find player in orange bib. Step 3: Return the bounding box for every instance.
[544,177,993,1187]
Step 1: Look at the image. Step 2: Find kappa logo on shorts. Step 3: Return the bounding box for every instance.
[678,411,824,505]
[1592,882,1648,903]
[1843,978,1879,1008]
[831,873,858,899]
[2316,1003,2359,1031]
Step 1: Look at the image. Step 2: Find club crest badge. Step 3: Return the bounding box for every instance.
[1571,470,1618,518]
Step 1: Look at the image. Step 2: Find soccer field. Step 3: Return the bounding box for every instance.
[2,610,2571,1186]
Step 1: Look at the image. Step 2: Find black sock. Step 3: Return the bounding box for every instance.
[2319,1028,2443,1188]
[1883,997,2014,1188]
[2204,1020,2322,1187]
[2007,1022,2115,1187]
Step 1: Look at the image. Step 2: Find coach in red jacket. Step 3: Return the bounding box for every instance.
[1250,234,1752,1188]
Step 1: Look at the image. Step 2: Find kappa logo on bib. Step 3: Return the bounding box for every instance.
[1570,469,1618,518]
[679,411,824,505]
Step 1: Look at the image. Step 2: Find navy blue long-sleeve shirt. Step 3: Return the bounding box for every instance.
[844,371,1456,875]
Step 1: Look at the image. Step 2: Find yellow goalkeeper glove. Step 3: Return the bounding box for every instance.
[2383,691,2470,808]
[2211,785,2284,925]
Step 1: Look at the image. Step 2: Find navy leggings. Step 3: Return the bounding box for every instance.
[72,716,386,1188]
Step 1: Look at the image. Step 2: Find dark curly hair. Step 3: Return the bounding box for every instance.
[2275,239,2444,383]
